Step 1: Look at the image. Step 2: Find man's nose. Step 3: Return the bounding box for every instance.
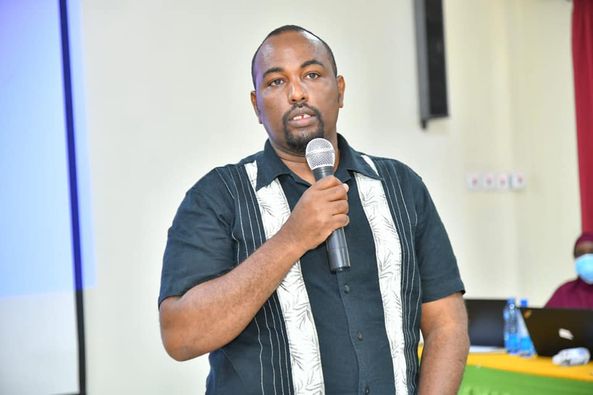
[288,79,308,103]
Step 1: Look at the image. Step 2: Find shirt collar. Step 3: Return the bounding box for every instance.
[255,134,380,190]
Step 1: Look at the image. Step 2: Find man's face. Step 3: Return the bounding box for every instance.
[251,31,345,156]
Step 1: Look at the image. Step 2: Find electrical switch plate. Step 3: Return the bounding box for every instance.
[496,173,510,190]
[510,171,526,190]
[482,172,496,190]
[465,173,481,191]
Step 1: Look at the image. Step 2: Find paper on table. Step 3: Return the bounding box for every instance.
[470,345,507,353]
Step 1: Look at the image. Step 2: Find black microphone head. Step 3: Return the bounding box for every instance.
[305,138,335,171]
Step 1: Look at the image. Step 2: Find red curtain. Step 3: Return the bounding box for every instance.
[573,0,593,232]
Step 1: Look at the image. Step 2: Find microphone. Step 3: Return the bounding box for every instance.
[305,138,351,273]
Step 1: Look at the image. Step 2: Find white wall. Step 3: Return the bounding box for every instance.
[442,0,579,301]
[505,0,580,306]
[80,0,579,393]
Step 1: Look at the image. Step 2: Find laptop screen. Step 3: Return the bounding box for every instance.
[465,298,506,347]
[520,307,593,357]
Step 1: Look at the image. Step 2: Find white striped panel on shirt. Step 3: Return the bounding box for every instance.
[355,155,408,395]
[377,160,421,393]
[238,166,293,394]
[224,169,267,394]
[244,161,325,395]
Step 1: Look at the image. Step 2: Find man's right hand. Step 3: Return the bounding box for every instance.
[159,176,350,361]
[280,176,350,255]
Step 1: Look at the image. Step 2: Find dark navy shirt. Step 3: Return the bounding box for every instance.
[160,135,464,395]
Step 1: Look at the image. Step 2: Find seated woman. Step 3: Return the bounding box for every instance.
[545,232,593,309]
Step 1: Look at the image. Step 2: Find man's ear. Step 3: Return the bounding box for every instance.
[337,75,345,108]
[250,91,262,124]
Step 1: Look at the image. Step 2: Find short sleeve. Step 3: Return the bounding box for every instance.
[158,169,236,306]
[414,179,465,303]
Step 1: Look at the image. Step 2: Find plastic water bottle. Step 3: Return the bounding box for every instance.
[517,298,535,357]
[503,297,519,354]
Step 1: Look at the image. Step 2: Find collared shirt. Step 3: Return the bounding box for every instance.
[160,135,464,395]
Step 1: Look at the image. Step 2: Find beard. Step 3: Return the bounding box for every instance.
[281,104,326,155]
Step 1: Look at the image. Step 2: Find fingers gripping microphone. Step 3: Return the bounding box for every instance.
[305,138,351,273]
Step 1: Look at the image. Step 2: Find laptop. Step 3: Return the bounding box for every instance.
[520,307,593,357]
[465,298,506,347]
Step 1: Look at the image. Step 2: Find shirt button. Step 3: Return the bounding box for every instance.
[344,284,350,294]
[364,386,370,394]
[356,331,363,341]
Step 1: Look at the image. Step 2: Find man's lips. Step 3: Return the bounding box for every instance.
[287,113,316,127]
[291,113,312,121]
[286,108,318,127]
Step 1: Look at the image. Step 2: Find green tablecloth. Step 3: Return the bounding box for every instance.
[459,365,593,395]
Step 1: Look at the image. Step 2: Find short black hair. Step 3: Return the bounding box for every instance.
[250,25,338,89]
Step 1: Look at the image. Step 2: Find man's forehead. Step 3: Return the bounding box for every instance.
[255,31,328,67]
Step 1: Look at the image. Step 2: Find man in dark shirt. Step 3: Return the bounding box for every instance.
[159,25,469,394]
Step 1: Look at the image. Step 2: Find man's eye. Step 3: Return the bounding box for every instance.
[269,79,284,87]
[306,72,320,80]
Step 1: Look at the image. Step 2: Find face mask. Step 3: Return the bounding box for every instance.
[576,254,593,284]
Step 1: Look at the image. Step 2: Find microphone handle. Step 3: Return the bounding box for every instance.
[311,166,351,273]
[327,228,351,272]
[312,166,333,180]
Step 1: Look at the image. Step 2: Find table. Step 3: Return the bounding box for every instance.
[460,352,593,395]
